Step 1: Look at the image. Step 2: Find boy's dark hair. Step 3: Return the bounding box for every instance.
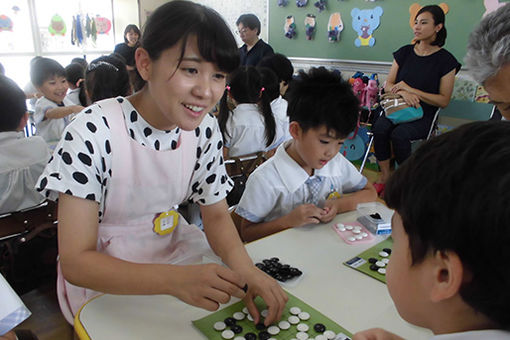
[256,66,280,102]
[257,53,294,83]
[71,57,88,70]
[141,1,239,74]
[385,121,510,330]
[0,75,27,132]
[236,14,261,35]
[286,67,358,139]
[65,62,87,106]
[30,57,65,87]
[86,54,131,103]
[123,24,141,44]
[416,5,447,47]
[218,66,276,148]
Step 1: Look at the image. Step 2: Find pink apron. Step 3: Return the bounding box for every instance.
[57,98,212,324]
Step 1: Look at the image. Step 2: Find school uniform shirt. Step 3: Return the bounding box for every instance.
[36,97,233,221]
[0,131,50,214]
[65,88,81,106]
[271,95,291,142]
[223,103,288,158]
[34,96,74,143]
[236,140,368,223]
[430,330,510,339]
[239,39,274,66]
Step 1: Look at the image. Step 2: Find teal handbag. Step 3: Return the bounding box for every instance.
[380,93,424,124]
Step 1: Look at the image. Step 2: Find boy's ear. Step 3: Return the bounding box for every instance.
[429,250,465,303]
[17,112,29,132]
[135,47,152,81]
[289,121,302,139]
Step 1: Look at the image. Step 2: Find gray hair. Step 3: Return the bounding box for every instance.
[464,4,510,84]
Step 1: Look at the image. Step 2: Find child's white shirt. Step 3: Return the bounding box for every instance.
[66,88,81,106]
[430,329,510,339]
[34,96,74,143]
[236,140,367,223]
[224,103,288,157]
[271,96,291,142]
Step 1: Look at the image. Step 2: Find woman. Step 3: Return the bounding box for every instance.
[373,5,460,194]
[113,24,140,71]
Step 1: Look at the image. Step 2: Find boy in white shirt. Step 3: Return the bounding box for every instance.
[236,67,377,242]
[31,58,84,143]
[353,121,510,340]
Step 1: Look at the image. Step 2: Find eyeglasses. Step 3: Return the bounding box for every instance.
[235,28,249,35]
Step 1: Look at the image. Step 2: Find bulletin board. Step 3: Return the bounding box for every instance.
[268,0,492,64]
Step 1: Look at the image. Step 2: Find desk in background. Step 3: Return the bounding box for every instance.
[75,210,432,339]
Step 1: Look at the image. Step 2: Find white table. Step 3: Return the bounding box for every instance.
[75,209,432,339]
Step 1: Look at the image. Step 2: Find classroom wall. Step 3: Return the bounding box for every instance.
[269,0,487,65]
[113,0,140,45]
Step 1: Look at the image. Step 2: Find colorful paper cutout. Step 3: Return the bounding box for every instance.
[304,14,316,40]
[0,14,13,32]
[314,0,327,12]
[48,14,66,36]
[95,16,111,34]
[296,0,308,7]
[284,15,297,39]
[351,7,383,47]
[327,12,344,42]
[483,0,507,16]
[278,0,289,6]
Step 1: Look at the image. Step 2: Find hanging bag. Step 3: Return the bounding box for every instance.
[380,93,423,124]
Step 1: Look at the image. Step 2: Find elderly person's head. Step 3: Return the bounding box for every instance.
[464,4,510,119]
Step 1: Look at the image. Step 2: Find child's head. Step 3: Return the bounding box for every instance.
[65,62,87,106]
[124,24,141,46]
[257,66,280,102]
[384,121,510,331]
[286,67,358,139]
[257,53,294,95]
[135,0,239,131]
[71,57,88,70]
[0,75,28,132]
[30,57,68,104]
[218,66,276,148]
[85,54,131,103]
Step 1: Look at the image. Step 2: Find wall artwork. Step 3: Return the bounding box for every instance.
[351,6,383,47]
[304,14,316,40]
[284,15,297,38]
[327,12,343,42]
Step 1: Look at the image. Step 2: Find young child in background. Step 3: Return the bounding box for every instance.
[353,121,510,340]
[36,0,285,326]
[218,66,287,158]
[257,53,294,96]
[31,58,84,143]
[236,67,377,242]
[65,62,87,106]
[0,75,50,214]
[85,54,131,103]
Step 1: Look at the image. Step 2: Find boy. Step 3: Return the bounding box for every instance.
[354,121,510,339]
[31,57,83,143]
[236,67,377,242]
[0,75,50,213]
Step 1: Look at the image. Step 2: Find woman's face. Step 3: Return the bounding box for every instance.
[140,37,227,131]
[413,11,442,43]
[126,30,139,46]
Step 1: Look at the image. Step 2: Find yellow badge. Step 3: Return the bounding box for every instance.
[153,211,179,236]
[327,191,341,200]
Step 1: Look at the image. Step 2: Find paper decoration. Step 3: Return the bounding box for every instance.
[0,15,13,32]
[304,14,316,40]
[409,3,449,28]
[296,0,308,7]
[278,0,289,6]
[327,12,344,42]
[483,0,507,16]
[48,14,66,36]
[351,6,383,47]
[284,15,297,38]
[314,0,327,12]
[95,16,111,34]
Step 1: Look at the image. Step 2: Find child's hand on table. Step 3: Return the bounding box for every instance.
[286,204,326,227]
[353,328,405,340]
[241,266,288,326]
[319,200,338,223]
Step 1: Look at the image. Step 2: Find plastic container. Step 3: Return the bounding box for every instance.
[356,202,393,235]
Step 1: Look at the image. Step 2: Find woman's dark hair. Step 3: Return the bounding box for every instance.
[65,62,87,106]
[415,5,447,47]
[140,1,239,74]
[123,24,141,45]
[218,66,276,148]
[85,54,131,103]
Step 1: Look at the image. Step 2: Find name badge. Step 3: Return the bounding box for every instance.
[153,210,179,236]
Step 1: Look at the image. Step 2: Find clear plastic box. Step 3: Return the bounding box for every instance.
[356,202,394,235]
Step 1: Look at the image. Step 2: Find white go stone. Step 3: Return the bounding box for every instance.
[315,335,327,340]
[289,315,300,324]
[382,258,390,264]
[375,261,386,268]
[278,320,291,330]
[346,225,353,230]
[355,234,363,240]
[242,307,249,314]
[233,312,245,321]
[323,330,336,339]
[247,314,254,321]
[234,337,245,340]
[290,306,302,315]
[347,236,356,242]
[337,223,346,231]
[268,326,280,335]
[352,229,361,234]
[378,268,387,275]
[361,232,369,238]
[296,331,309,340]
[214,321,226,331]
[297,323,309,332]
[379,251,389,257]
[298,311,311,320]
[261,309,269,317]
[221,329,235,339]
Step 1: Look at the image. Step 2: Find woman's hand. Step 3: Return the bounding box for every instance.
[398,91,421,108]
[242,266,288,326]
[390,81,413,94]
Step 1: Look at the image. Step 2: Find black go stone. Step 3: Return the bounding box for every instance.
[369,264,379,271]
[314,323,326,333]
[224,317,236,326]
[255,322,266,330]
[368,257,377,264]
[245,333,256,340]
[231,325,243,334]
[383,248,392,255]
[258,331,271,340]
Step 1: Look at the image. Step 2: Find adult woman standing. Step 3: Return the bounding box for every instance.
[373,5,460,193]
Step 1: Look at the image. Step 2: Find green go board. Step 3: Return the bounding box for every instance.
[344,238,393,284]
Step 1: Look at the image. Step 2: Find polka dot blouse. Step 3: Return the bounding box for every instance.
[36,97,233,221]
